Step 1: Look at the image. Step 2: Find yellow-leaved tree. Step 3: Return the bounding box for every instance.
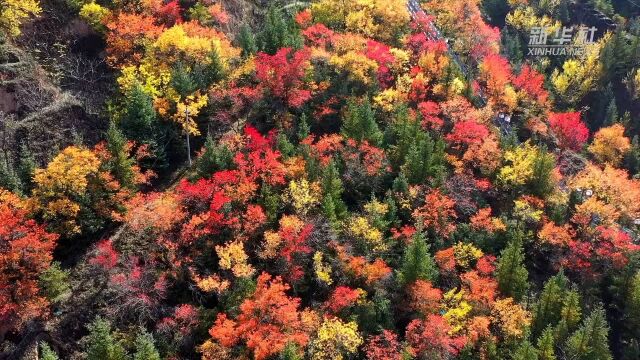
[0,0,41,37]
[29,146,126,235]
[588,124,631,166]
[310,317,363,360]
[551,36,605,107]
[311,0,409,42]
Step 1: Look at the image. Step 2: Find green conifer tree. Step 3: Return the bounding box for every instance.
[17,143,36,192]
[105,121,136,189]
[40,342,59,360]
[258,5,301,55]
[555,289,582,342]
[38,262,70,303]
[604,99,618,126]
[238,24,258,57]
[496,232,529,301]
[532,270,570,337]
[85,317,127,360]
[565,308,613,360]
[297,113,311,141]
[514,340,539,360]
[195,135,233,179]
[397,228,438,286]
[340,98,383,146]
[401,133,446,185]
[537,327,557,360]
[121,85,157,145]
[321,161,347,222]
[0,160,19,193]
[133,331,161,360]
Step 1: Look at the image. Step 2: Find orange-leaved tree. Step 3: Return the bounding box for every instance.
[206,272,318,360]
[0,190,58,339]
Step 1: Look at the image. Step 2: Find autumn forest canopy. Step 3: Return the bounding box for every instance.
[2,0,640,359]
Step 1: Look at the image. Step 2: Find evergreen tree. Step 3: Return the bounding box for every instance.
[195,135,233,179]
[397,228,438,286]
[257,5,301,55]
[171,62,197,98]
[391,172,409,194]
[276,132,296,158]
[0,159,19,193]
[105,120,136,189]
[555,289,582,342]
[38,261,70,303]
[624,135,640,176]
[514,340,539,360]
[496,231,529,301]
[624,271,640,341]
[297,113,310,141]
[537,327,557,360]
[280,342,303,360]
[16,143,36,191]
[529,147,556,198]
[121,84,157,145]
[40,342,59,360]
[133,331,161,360]
[193,49,225,89]
[259,184,281,223]
[120,84,165,168]
[604,99,618,126]
[532,270,570,337]
[238,24,258,57]
[321,161,347,222]
[401,133,446,185]
[565,308,613,360]
[340,98,383,146]
[85,317,127,360]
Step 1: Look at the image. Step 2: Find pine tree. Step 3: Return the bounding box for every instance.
[604,99,618,126]
[85,317,127,360]
[537,327,557,360]
[105,121,136,189]
[555,289,582,342]
[625,271,640,341]
[401,133,446,185]
[565,308,613,360]
[38,261,70,302]
[532,270,570,337]
[201,49,224,87]
[514,340,539,360]
[17,143,36,192]
[280,342,303,360]
[121,84,157,145]
[238,24,258,57]
[529,147,556,198]
[257,5,301,55]
[496,230,529,301]
[340,98,383,146]
[0,159,19,193]
[321,161,347,222]
[133,331,161,360]
[391,173,409,194]
[297,113,310,141]
[121,84,164,168]
[195,135,233,179]
[171,62,197,98]
[397,228,438,286]
[625,135,640,176]
[40,342,59,360]
[276,132,296,158]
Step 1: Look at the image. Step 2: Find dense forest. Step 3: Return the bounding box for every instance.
[1,0,640,359]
